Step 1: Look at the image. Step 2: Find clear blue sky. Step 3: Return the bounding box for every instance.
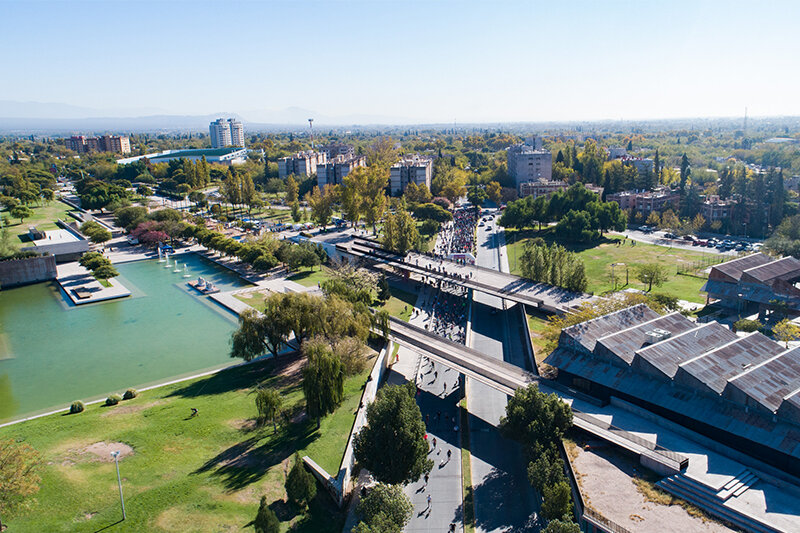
[2,0,799,123]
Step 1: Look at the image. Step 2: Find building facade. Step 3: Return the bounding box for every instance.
[700,195,734,221]
[607,187,679,214]
[519,179,603,199]
[317,155,366,190]
[389,155,433,195]
[320,143,355,159]
[278,151,327,179]
[209,118,245,148]
[507,141,552,191]
[66,135,131,154]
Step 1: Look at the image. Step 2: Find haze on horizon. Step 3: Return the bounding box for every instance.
[2,0,799,125]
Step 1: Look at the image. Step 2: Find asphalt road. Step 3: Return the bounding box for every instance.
[467,215,540,532]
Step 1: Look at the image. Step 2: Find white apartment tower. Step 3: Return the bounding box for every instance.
[209,118,245,148]
[390,155,433,196]
[507,138,552,191]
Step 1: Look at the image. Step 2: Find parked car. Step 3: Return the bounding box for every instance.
[664,232,677,239]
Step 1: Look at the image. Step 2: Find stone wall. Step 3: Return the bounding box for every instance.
[0,255,57,288]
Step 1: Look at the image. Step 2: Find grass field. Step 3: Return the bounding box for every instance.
[525,310,551,366]
[234,290,269,312]
[2,200,76,240]
[505,228,717,303]
[0,357,371,532]
[286,266,332,287]
[377,286,418,322]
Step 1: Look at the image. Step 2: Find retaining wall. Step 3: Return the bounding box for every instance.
[0,255,57,288]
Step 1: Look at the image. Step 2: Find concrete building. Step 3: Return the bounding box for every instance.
[606,146,627,160]
[507,140,552,191]
[702,253,800,313]
[389,155,433,195]
[317,154,366,190]
[320,143,355,159]
[544,303,800,477]
[278,151,327,179]
[607,187,679,214]
[619,155,654,176]
[209,118,245,148]
[21,221,90,263]
[519,179,603,199]
[700,195,734,221]
[117,147,248,166]
[66,134,131,154]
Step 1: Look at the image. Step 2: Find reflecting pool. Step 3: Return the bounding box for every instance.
[0,253,251,423]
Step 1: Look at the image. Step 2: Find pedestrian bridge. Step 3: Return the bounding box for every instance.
[386,316,689,475]
[340,239,594,314]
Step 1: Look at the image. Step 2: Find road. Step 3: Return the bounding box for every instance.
[467,213,540,532]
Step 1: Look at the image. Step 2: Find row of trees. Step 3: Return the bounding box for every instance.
[499,384,576,527]
[518,240,588,293]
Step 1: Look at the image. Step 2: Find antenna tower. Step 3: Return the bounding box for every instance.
[308,118,314,149]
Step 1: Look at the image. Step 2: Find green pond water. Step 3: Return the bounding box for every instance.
[0,253,251,423]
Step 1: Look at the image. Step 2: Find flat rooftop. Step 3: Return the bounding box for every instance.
[30,229,80,246]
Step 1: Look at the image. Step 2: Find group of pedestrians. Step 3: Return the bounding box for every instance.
[434,208,480,257]
[427,285,468,344]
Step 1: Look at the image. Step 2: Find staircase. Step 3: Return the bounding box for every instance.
[657,471,782,533]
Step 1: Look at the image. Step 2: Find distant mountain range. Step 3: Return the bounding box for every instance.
[0,101,412,133]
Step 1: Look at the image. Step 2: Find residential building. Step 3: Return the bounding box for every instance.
[619,155,654,176]
[700,195,733,221]
[519,179,603,199]
[320,143,355,159]
[389,155,433,195]
[607,187,679,214]
[317,154,366,190]
[702,253,800,313]
[278,151,327,179]
[507,140,552,191]
[606,146,627,160]
[117,147,248,166]
[544,303,800,477]
[66,134,131,154]
[209,118,245,148]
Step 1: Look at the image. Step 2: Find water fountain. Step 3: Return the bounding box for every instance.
[158,247,165,262]
[183,264,191,278]
[173,260,181,273]
[164,252,171,268]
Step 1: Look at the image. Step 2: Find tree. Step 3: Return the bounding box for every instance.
[286,175,299,204]
[635,263,668,292]
[92,263,119,281]
[382,208,419,254]
[10,205,32,223]
[353,382,433,485]
[253,496,280,533]
[377,274,391,302]
[541,481,572,522]
[88,227,112,245]
[527,446,566,491]
[0,439,41,532]
[679,153,690,194]
[230,309,266,362]
[772,318,799,348]
[255,387,283,432]
[356,483,413,533]
[302,343,344,428]
[285,453,317,509]
[499,384,573,449]
[115,206,147,230]
[653,149,661,184]
[305,185,336,229]
[466,184,487,207]
[486,180,503,205]
[542,518,581,533]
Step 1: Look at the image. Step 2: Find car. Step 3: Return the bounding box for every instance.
[664,232,677,239]
[682,235,696,242]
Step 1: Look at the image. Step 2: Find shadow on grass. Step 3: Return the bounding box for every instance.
[92,518,124,533]
[192,419,321,492]
[291,488,346,533]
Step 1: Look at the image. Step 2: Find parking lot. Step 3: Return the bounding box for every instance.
[620,227,763,255]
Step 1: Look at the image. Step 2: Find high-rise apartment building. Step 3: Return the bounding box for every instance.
[390,155,433,196]
[317,155,366,190]
[209,118,245,148]
[278,151,327,179]
[507,139,552,191]
[66,134,131,154]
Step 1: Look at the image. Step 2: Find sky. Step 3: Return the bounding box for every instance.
[2,0,800,124]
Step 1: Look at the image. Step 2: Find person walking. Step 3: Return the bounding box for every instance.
[432,437,437,449]
[424,472,429,487]
[447,449,452,461]
[427,494,432,510]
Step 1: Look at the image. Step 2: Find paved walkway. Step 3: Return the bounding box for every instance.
[56,262,131,305]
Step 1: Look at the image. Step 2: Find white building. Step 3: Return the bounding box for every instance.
[507,140,552,191]
[209,118,245,148]
[317,155,366,190]
[390,155,433,196]
[278,151,327,179]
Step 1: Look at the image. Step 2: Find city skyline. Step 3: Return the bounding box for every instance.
[1,0,799,124]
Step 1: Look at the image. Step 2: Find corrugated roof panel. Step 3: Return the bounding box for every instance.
[634,322,738,378]
[710,253,771,282]
[595,312,695,365]
[561,304,659,353]
[741,256,800,283]
[726,348,800,412]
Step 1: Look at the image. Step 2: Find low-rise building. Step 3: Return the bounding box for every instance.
[519,179,603,199]
[66,134,131,154]
[390,155,433,195]
[619,155,654,176]
[317,154,366,190]
[117,147,248,166]
[607,187,679,214]
[700,195,734,221]
[702,253,800,313]
[606,146,627,160]
[278,151,327,179]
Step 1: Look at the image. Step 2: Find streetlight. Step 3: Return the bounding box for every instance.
[110,451,126,521]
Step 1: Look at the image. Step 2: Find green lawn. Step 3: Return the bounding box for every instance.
[287,267,332,288]
[0,357,372,532]
[2,200,77,240]
[506,228,717,303]
[234,290,269,313]
[377,286,419,322]
[526,311,552,366]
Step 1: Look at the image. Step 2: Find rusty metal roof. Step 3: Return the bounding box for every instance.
[741,255,800,283]
[726,347,800,412]
[677,333,784,394]
[710,253,771,282]
[634,322,738,378]
[595,312,695,365]
[561,304,660,353]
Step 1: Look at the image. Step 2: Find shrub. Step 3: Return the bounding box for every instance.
[123,388,138,400]
[733,319,762,333]
[70,401,85,414]
[254,496,280,533]
[285,453,317,509]
[105,394,122,406]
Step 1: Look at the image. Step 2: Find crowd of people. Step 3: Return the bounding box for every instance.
[427,284,469,344]
[434,208,479,258]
